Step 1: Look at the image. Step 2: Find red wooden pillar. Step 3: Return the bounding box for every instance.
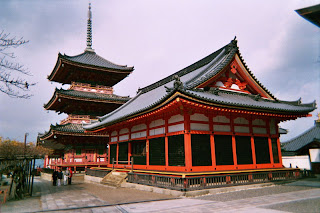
[165,116,169,168]
[277,138,283,165]
[108,145,111,165]
[210,134,216,169]
[266,118,274,166]
[165,137,169,167]
[209,114,216,169]
[44,155,48,168]
[128,142,132,165]
[184,112,192,171]
[230,113,237,168]
[116,143,119,164]
[268,137,274,165]
[232,135,238,168]
[251,136,257,167]
[146,121,150,166]
[146,139,150,166]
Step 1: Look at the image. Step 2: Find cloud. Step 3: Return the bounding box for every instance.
[0,0,319,144]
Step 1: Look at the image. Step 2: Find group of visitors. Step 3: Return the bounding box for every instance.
[52,168,73,186]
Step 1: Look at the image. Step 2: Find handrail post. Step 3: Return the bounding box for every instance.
[112,158,114,170]
[131,156,134,173]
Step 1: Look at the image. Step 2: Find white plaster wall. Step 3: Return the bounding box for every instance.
[131,131,147,139]
[213,115,230,123]
[282,155,311,170]
[119,128,129,134]
[131,124,147,132]
[168,123,184,132]
[253,119,266,126]
[119,134,129,141]
[213,124,231,132]
[234,126,249,133]
[253,127,267,134]
[309,149,320,162]
[111,136,117,142]
[149,119,165,128]
[190,113,208,121]
[168,114,184,123]
[149,127,165,136]
[190,123,210,131]
[270,119,276,134]
[234,117,249,124]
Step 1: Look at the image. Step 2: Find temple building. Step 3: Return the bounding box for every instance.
[84,37,316,182]
[38,4,133,172]
[282,115,320,173]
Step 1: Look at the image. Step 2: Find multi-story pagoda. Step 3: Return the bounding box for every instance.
[39,4,133,172]
[84,38,316,187]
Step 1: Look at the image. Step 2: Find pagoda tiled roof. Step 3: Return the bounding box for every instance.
[84,38,317,131]
[44,88,130,109]
[282,122,320,152]
[60,51,134,71]
[47,51,134,86]
[39,123,107,141]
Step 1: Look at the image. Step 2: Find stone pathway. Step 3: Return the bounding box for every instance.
[1,176,319,212]
[119,188,320,212]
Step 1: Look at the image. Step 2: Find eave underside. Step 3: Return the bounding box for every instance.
[39,131,108,150]
[45,94,126,116]
[48,59,132,87]
[87,93,313,132]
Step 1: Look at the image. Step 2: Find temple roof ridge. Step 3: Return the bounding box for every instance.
[138,40,232,94]
[59,51,134,71]
[282,120,320,151]
[84,38,316,131]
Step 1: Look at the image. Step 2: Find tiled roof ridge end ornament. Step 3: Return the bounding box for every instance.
[165,75,186,93]
[85,3,95,52]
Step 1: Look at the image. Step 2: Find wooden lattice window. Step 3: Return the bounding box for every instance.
[168,135,185,166]
[149,137,165,165]
[191,134,212,166]
[214,135,234,165]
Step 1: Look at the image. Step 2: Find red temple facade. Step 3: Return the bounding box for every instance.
[84,38,316,175]
[38,4,133,172]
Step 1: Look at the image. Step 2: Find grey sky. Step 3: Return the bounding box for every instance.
[0,0,319,144]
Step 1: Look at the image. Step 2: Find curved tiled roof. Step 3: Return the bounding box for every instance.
[84,38,317,131]
[61,51,133,71]
[44,88,130,109]
[185,89,315,113]
[57,89,130,102]
[282,122,320,152]
[39,123,107,140]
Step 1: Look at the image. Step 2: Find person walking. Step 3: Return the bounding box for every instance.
[63,168,68,185]
[68,167,73,185]
[52,169,58,186]
[57,169,63,186]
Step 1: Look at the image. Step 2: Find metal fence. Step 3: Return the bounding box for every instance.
[127,169,302,191]
[85,168,111,178]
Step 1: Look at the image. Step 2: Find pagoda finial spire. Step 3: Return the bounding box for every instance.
[85,2,94,52]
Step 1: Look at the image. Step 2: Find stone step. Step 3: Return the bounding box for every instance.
[100,171,128,187]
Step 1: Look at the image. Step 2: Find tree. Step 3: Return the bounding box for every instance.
[0,136,52,200]
[0,30,36,98]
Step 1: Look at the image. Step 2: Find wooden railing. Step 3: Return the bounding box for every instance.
[86,169,111,178]
[127,169,303,191]
[112,157,134,172]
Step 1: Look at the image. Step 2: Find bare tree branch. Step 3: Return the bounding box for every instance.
[0,30,35,98]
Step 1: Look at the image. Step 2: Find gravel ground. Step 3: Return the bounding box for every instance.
[262,197,320,213]
[195,185,316,202]
[78,181,177,204]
